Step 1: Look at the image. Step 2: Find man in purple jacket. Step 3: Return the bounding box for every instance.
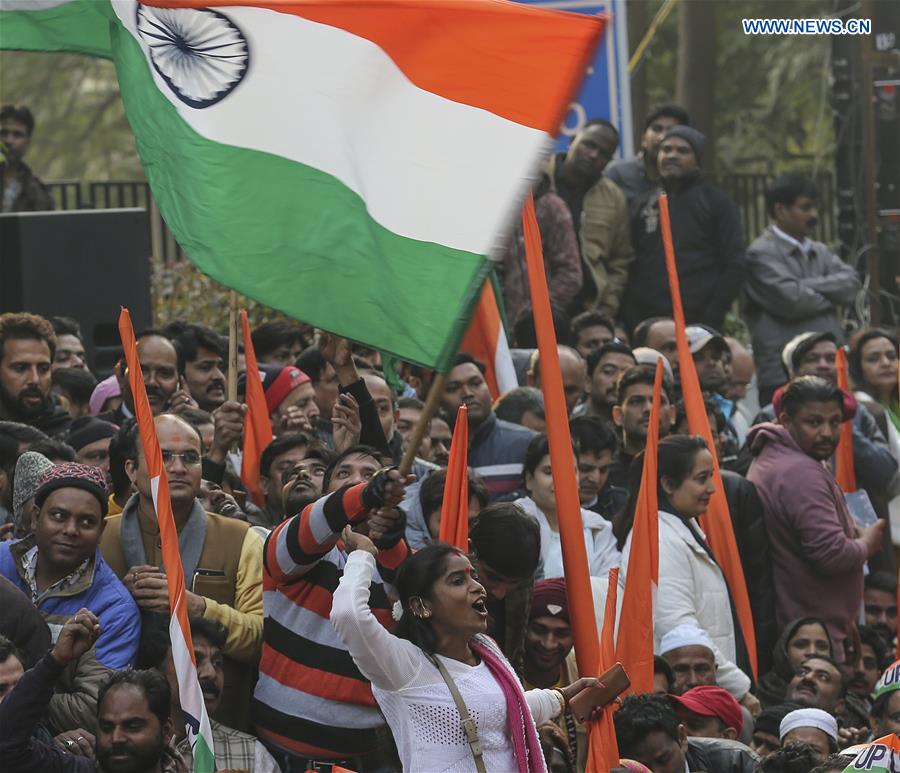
[747,377,885,662]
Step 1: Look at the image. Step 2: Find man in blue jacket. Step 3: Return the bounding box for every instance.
[0,462,140,733]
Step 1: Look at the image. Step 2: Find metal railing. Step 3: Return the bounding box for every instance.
[46,172,840,263]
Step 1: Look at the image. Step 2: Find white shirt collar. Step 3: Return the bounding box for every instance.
[772,225,813,255]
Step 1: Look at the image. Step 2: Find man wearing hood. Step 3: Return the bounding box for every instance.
[747,377,885,662]
[622,126,745,332]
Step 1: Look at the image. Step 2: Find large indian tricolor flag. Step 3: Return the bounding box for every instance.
[1,0,603,371]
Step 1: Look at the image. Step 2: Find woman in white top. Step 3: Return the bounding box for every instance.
[515,433,620,579]
[617,435,758,713]
[331,533,601,773]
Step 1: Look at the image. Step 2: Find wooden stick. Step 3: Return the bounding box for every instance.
[398,372,447,477]
[227,291,239,403]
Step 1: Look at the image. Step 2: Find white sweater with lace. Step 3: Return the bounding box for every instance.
[331,550,558,773]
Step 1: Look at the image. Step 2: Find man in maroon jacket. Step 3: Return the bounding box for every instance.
[747,377,885,662]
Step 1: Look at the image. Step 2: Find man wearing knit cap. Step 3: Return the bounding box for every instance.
[779,708,839,757]
[622,124,745,332]
[11,450,52,538]
[0,462,139,733]
[669,685,744,740]
[66,416,117,486]
[750,702,801,758]
[523,577,585,768]
[260,363,320,436]
[658,623,718,695]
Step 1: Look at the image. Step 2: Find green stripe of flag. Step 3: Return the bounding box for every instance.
[0,1,112,58]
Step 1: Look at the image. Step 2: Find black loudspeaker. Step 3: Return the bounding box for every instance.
[0,208,152,374]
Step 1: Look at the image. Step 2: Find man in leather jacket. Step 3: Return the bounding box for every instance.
[615,693,759,772]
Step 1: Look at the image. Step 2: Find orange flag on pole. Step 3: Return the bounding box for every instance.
[835,347,858,492]
[240,310,274,508]
[523,193,600,676]
[587,566,621,772]
[658,194,758,680]
[118,308,216,771]
[461,279,518,400]
[439,403,470,551]
[615,359,663,694]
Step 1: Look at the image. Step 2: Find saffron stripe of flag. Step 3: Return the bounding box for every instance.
[240,310,274,508]
[615,359,663,695]
[2,0,603,371]
[438,404,470,552]
[658,193,759,682]
[524,193,601,678]
[460,279,518,400]
[118,308,216,773]
[587,565,621,772]
[835,347,858,492]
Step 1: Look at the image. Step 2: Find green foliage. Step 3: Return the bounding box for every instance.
[151,255,301,332]
[635,0,835,173]
[0,51,141,181]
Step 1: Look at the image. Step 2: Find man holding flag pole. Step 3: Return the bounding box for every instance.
[118,307,216,773]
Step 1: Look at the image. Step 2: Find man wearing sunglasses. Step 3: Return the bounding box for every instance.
[100,412,263,733]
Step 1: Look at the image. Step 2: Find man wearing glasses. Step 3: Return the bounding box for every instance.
[100,412,263,732]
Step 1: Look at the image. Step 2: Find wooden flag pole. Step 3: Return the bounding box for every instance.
[398,372,447,477]
[227,290,239,403]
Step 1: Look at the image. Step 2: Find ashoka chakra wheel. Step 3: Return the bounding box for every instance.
[136,4,249,109]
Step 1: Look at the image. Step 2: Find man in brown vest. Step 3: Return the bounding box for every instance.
[99,413,263,731]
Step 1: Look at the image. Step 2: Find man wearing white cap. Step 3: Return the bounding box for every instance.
[659,623,718,696]
[779,707,839,758]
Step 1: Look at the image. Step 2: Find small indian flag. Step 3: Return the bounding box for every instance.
[1,0,603,371]
[840,734,900,772]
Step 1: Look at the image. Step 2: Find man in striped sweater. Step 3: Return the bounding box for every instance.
[252,445,409,771]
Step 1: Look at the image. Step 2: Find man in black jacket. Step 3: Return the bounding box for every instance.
[622,126,745,332]
[615,693,759,773]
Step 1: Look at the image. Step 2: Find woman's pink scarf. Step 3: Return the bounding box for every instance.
[470,636,547,773]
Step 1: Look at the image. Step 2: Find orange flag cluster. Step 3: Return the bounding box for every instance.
[658,194,758,681]
[587,566,622,772]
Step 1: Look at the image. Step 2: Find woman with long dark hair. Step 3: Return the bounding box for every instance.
[515,433,619,579]
[618,435,758,714]
[849,328,900,541]
[331,532,601,772]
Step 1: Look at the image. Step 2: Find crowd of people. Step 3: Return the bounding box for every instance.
[1,97,899,773]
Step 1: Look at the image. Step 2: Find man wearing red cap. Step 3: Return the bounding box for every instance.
[669,685,744,741]
[259,363,319,436]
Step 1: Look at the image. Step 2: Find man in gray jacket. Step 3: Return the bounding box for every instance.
[744,173,860,407]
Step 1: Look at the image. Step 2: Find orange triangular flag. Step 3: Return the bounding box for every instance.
[240,310,274,508]
[439,404,469,550]
[658,194,758,682]
[587,566,621,771]
[835,347,857,492]
[523,193,601,677]
[615,359,663,694]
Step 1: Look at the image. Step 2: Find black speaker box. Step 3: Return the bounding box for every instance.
[0,208,152,374]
